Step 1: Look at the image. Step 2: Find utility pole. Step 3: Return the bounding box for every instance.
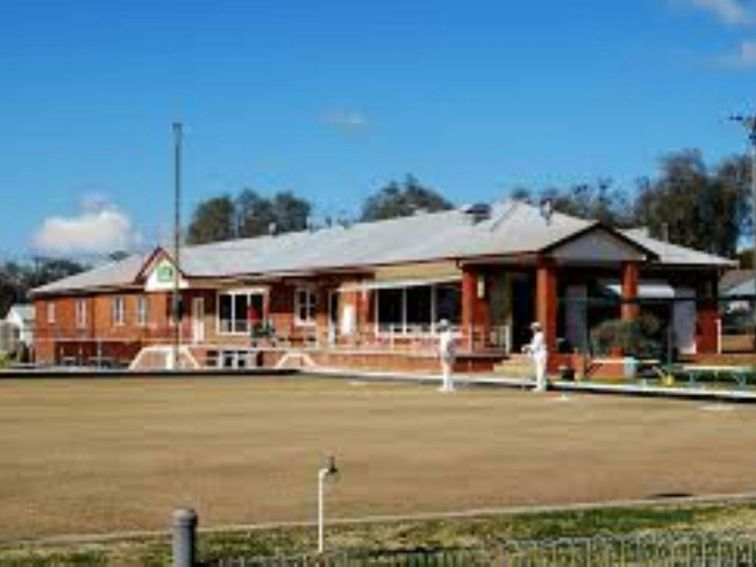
[172,122,183,371]
[730,114,756,349]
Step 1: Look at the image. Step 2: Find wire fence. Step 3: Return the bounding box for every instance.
[211,531,756,566]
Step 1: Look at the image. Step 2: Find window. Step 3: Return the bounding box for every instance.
[75,299,87,329]
[137,296,149,326]
[295,288,317,326]
[111,296,125,326]
[46,302,56,324]
[217,290,265,333]
[376,283,461,334]
[435,283,461,325]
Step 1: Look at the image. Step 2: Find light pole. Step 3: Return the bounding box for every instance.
[172,122,183,370]
[730,115,756,271]
[317,455,339,554]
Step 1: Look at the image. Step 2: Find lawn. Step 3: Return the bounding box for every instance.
[2,375,756,542]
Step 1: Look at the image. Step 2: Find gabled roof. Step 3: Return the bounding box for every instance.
[30,200,735,296]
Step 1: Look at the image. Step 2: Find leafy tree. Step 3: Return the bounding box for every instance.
[633,150,750,257]
[186,195,236,245]
[361,175,452,221]
[0,257,85,316]
[236,189,275,238]
[543,179,632,227]
[187,190,314,244]
[271,191,311,233]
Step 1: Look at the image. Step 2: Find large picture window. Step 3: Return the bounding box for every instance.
[376,282,461,334]
[218,290,265,334]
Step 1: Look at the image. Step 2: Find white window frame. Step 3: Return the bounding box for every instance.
[137,296,149,327]
[46,302,56,324]
[112,296,125,326]
[216,288,268,335]
[294,287,317,327]
[75,299,87,329]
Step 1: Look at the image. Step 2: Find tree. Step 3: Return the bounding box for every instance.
[271,191,311,234]
[236,189,275,238]
[633,150,750,257]
[543,179,632,227]
[361,175,452,221]
[0,257,85,316]
[187,190,314,244]
[186,195,236,245]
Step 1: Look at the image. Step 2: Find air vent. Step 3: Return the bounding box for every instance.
[461,202,491,224]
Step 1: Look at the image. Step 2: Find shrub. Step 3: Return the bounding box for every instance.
[590,315,662,358]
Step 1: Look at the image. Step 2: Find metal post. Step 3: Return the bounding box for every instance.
[172,122,183,371]
[317,456,338,554]
[318,467,326,554]
[172,508,197,567]
[730,114,756,350]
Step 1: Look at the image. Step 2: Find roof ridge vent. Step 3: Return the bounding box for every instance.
[461,202,491,224]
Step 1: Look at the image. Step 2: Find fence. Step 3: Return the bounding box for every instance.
[172,510,756,566]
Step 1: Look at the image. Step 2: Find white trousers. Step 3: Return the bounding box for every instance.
[440,359,454,391]
[533,352,547,391]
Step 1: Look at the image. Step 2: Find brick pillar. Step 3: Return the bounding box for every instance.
[461,267,490,350]
[536,261,558,354]
[620,261,640,322]
[697,299,719,354]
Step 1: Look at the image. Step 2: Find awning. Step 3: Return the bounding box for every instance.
[339,275,461,293]
[602,280,676,299]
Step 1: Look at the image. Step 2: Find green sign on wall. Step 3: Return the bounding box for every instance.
[156,262,174,283]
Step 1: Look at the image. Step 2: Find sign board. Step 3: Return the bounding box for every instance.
[145,258,188,292]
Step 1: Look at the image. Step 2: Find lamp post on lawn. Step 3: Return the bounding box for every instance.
[730,114,756,349]
[317,455,339,554]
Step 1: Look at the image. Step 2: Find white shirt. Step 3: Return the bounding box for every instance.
[528,330,546,356]
[439,329,456,361]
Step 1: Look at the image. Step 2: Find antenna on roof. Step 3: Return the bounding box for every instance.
[539,198,554,225]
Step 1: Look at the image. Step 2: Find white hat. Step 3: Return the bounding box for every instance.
[530,321,542,330]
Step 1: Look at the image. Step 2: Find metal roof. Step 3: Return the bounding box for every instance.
[621,229,736,268]
[31,200,734,296]
[31,252,153,296]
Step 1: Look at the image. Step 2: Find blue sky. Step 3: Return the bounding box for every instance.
[0,0,754,257]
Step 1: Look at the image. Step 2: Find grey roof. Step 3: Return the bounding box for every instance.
[32,200,734,296]
[622,229,736,268]
[31,252,153,296]
[720,269,753,293]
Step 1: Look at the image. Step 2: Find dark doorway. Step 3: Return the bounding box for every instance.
[511,273,535,351]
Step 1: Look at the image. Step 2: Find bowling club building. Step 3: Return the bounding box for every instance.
[30,200,734,374]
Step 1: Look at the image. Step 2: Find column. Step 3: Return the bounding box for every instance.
[461,266,490,350]
[696,276,720,354]
[620,261,640,322]
[536,261,558,353]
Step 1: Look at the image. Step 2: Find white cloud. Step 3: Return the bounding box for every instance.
[716,38,756,66]
[678,0,753,25]
[322,108,369,132]
[33,197,138,255]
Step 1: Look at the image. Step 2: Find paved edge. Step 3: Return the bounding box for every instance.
[6,491,756,548]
